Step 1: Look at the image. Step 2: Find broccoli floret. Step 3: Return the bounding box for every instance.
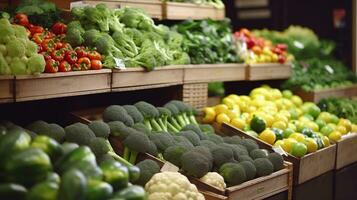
[26,120,49,134]
[164,103,182,130]
[89,137,110,157]
[254,158,274,177]
[124,28,143,46]
[182,124,207,140]
[241,138,259,152]
[88,121,110,138]
[199,124,215,134]
[46,123,66,143]
[219,143,243,161]
[168,100,191,125]
[199,140,217,151]
[97,153,115,165]
[122,130,153,164]
[163,145,188,167]
[71,7,85,20]
[237,155,254,163]
[173,135,194,149]
[181,150,212,178]
[83,29,102,47]
[27,54,45,75]
[64,122,96,145]
[223,136,242,145]
[67,21,85,35]
[103,105,134,127]
[207,134,224,144]
[119,7,155,30]
[219,163,247,186]
[156,107,172,132]
[134,101,162,131]
[250,149,269,160]
[211,145,235,168]
[134,159,160,186]
[268,153,284,171]
[65,28,84,47]
[149,133,174,153]
[108,121,132,140]
[132,123,151,135]
[240,161,256,181]
[179,130,200,146]
[123,105,144,124]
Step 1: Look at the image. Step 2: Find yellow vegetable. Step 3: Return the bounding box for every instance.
[202,107,216,123]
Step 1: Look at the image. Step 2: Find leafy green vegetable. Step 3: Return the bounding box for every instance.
[318,97,357,124]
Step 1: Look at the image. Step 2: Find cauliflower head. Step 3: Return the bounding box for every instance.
[145,172,205,200]
[200,172,226,190]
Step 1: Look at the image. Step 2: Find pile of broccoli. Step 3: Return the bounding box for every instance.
[67,4,190,70]
[0,18,45,75]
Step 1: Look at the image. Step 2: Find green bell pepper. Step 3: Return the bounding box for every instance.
[31,135,62,161]
[100,160,129,191]
[112,185,147,200]
[5,148,52,186]
[85,179,113,200]
[46,172,60,184]
[0,183,27,200]
[26,180,59,200]
[58,169,87,200]
[0,129,31,165]
[128,166,141,183]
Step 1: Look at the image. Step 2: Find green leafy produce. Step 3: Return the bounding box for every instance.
[254,158,274,177]
[219,162,246,186]
[174,18,239,64]
[15,0,61,28]
[134,159,160,186]
[318,97,357,124]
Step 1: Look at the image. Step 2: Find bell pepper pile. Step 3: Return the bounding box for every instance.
[0,123,146,200]
[13,13,103,73]
[234,28,293,64]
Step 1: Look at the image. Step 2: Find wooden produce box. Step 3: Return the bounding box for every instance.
[220,123,336,185]
[0,76,15,103]
[335,133,357,170]
[71,0,163,19]
[295,85,357,103]
[246,63,292,81]
[163,2,225,20]
[111,66,184,92]
[200,191,228,200]
[183,64,246,83]
[14,70,111,102]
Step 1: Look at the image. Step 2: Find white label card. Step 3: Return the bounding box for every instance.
[114,58,126,69]
[70,1,90,9]
[272,146,288,156]
[161,161,179,172]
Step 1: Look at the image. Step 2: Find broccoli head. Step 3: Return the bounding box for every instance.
[135,159,160,186]
[179,130,200,146]
[199,140,217,151]
[149,133,174,153]
[181,150,212,178]
[84,4,110,32]
[132,123,151,135]
[123,130,153,164]
[219,163,247,186]
[65,28,84,47]
[254,158,274,177]
[88,121,110,138]
[103,105,134,127]
[134,101,162,131]
[163,145,188,167]
[223,135,242,145]
[250,149,269,160]
[89,137,110,157]
[241,138,259,152]
[268,153,284,171]
[64,122,96,145]
[207,134,224,144]
[182,124,207,140]
[199,124,215,134]
[173,135,194,149]
[123,105,144,124]
[237,155,253,163]
[240,161,256,181]
[211,145,235,168]
[26,121,65,142]
[83,29,102,47]
[108,121,132,140]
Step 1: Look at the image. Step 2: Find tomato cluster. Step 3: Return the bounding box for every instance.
[13,14,103,73]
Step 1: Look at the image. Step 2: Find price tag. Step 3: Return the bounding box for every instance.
[70,1,90,9]
[272,146,287,156]
[160,161,179,172]
[324,65,334,74]
[293,41,304,49]
[114,58,126,69]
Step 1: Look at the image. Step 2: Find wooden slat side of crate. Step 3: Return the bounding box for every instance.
[295,85,357,103]
[220,123,336,185]
[247,63,291,81]
[183,64,246,83]
[200,191,228,200]
[69,107,106,124]
[335,133,357,170]
[15,70,111,102]
[112,66,184,89]
[0,76,15,103]
[163,2,225,20]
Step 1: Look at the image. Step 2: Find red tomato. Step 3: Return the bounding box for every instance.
[65,50,78,65]
[91,60,102,70]
[51,22,67,35]
[88,51,102,60]
[77,57,91,70]
[75,47,88,58]
[14,13,29,27]
[45,59,59,73]
[29,25,44,35]
[276,44,288,51]
[51,49,65,61]
[59,60,71,72]
[41,39,56,52]
[32,33,44,44]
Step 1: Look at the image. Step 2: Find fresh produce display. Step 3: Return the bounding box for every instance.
[162,0,224,8]
[282,58,357,91]
[67,4,189,70]
[319,97,357,125]
[174,19,240,64]
[234,28,292,64]
[12,14,103,73]
[0,121,147,199]
[203,86,356,157]
[0,18,45,75]
[100,100,285,188]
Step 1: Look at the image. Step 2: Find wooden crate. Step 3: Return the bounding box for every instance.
[335,133,357,170]
[220,123,336,185]
[246,63,292,81]
[200,191,228,200]
[0,76,15,103]
[183,64,246,83]
[163,2,225,20]
[71,0,163,19]
[111,66,184,92]
[14,70,111,102]
[182,83,208,110]
[295,85,357,103]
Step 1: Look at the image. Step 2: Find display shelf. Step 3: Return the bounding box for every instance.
[162,2,225,20]
[111,66,184,92]
[14,70,111,102]
[183,64,246,83]
[70,0,163,19]
[335,133,357,170]
[220,123,336,185]
[246,63,292,81]
[295,84,357,103]
[0,76,15,103]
